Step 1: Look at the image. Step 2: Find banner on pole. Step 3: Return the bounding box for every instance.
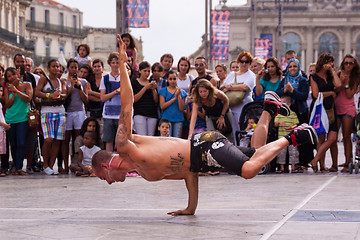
[126,0,150,28]
[210,10,230,61]
[255,33,273,60]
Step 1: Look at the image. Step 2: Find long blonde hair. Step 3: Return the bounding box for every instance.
[192,79,217,106]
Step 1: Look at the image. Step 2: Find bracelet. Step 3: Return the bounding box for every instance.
[45,93,50,98]
[220,114,225,117]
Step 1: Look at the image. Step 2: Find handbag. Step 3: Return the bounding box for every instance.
[309,93,329,136]
[27,105,40,128]
[34,77,65,107]
[225,74,246,107]
[209,114,232,135]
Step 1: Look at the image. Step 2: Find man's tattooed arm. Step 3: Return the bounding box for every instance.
[116,110,132,148]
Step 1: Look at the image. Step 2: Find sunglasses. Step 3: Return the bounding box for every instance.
[239,60,250,64]
[34,71,43,75]
[195,63,204,67]
[344,62,354,65]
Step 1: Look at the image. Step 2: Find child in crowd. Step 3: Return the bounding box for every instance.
[274,95,300,173]
[70,117,101,174]
[159,70,187,138]
[74,44,92,67]
[121,33,138,75]
[158,119,171,137]
[239,117,258,147]
[151,62,166,92]
[99,52,121,152]
[73,131,101,176]
[186,87,206,134]
[0,85,10,177]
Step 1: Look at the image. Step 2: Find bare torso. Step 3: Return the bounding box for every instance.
[118,135,192,181]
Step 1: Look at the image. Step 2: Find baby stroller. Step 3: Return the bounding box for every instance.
[236,100,278,174]
[349,112,360,174]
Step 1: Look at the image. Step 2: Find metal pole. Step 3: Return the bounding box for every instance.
[116,0,127,35]
[209,0,212,66]
[250,0,257,56]
[205,0,208,61]
[276,0,283,61]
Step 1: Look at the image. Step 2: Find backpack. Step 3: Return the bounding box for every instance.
[103,74,112,101]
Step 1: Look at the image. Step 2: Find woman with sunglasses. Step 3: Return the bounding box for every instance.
[33,68,47,77]
[309,53,341,173]
[221,51,256,144]
[328,55,360,173]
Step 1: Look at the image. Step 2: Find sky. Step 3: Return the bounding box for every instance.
[56,0,247,64]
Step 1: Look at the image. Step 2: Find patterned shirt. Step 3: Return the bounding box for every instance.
[275,110,299,138]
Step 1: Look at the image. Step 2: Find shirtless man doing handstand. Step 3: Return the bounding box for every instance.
[92,36,318,216]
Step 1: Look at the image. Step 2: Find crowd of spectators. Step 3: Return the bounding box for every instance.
[0,32,359,177]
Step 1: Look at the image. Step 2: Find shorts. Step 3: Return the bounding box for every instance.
[66,111,86,131]
[41,112,66,140]
[190,131,255,176]
[103,118,119,143]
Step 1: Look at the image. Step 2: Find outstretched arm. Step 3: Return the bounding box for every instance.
[167,171,199,216]
[115,35,134,149]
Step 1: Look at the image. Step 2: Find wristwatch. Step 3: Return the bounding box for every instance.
[345,85,350,89]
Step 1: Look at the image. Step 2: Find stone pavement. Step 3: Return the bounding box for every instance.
[0,143,359,240]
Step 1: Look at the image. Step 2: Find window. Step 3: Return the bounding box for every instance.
[45,10,49,25]
[5,8,8,30]
[73,15,77,29]
[30,7,35,22]
[46,42,50,58]
[283,32,301,60]
[12,11,15,32]
[356,35,360,62]
[319,33,339,64]
[59,13,64,27]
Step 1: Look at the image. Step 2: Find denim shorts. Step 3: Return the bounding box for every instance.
[103,118,119,143]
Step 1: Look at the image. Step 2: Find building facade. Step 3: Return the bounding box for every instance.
[25,0,87,67]
[0,0,33,68]
[84,27,144,72]
[213,0,360,71]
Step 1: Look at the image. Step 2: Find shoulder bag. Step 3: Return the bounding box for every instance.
[225,74,246,107]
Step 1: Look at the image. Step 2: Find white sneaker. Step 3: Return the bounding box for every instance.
[52,170,59,175]
[44,167,54,175]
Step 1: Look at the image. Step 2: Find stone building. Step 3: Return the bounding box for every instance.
[0,0,33,68]
[198,0,360,71]
[25,0,87,67]
[84,26,144,72]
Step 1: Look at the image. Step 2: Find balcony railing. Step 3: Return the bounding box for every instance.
[0,27,35,50]
[26,21,88,37]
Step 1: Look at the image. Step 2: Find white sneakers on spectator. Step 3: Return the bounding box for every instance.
[44,167,59,175]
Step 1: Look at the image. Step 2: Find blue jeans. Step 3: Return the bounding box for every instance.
[8,121,28,170]
[170,121,183,138]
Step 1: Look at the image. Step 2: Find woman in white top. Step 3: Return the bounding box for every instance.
[221,52,256,144]
[35,59,67,175]
[176,56,193,95]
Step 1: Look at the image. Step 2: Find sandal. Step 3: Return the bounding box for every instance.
[0,172,6,177]
[13,170,29,176]
[328,166,338,172]
[320,168,329,173]
[208,171,220,176]
[338,163,346,167]
[291,169,300,173]
[276,170,284,174]
[341,166,349,173]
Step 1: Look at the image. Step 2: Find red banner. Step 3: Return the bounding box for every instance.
[126,0,150,28]
[211,10,230,61]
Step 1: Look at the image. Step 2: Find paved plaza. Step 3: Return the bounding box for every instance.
[0,143,359,240]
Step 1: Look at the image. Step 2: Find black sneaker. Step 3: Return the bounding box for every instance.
[286,123,318,146]
[263,91,290,117]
